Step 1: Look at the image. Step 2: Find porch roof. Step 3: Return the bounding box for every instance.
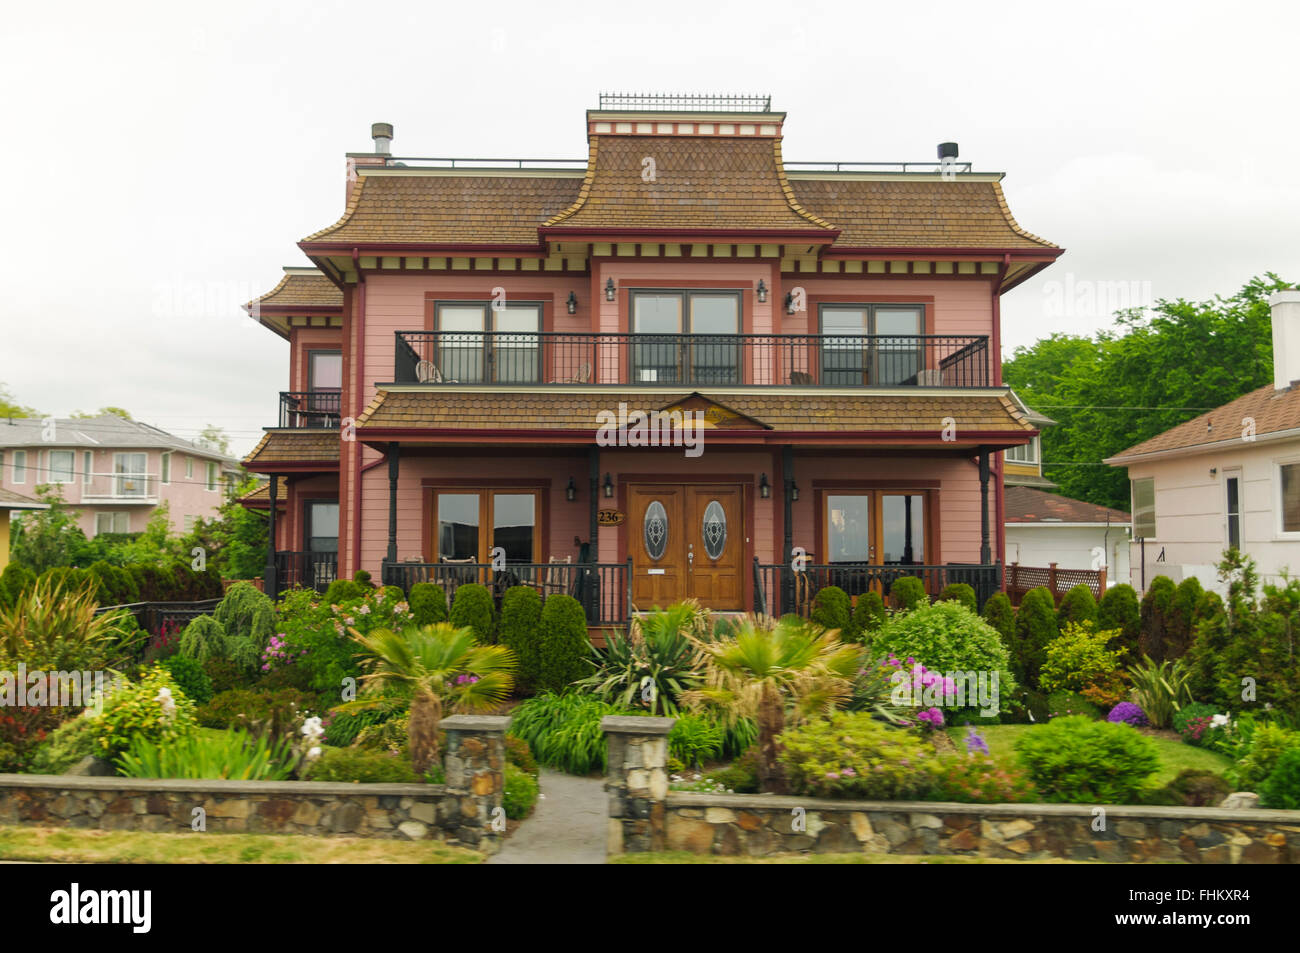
[243,430,341,471]
[353,387,1036,446]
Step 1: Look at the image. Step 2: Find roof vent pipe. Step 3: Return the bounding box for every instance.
[937,142,959,160]
[371,122,394,155]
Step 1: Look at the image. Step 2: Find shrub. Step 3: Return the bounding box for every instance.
[851,591,887,642]
[578,601,703,715]
[1186,591,1228,704]
[408,582,449,626]
[810,586,851,635]
[0,574,131,672]
[1056,584,1097,628]
[708,746,759,793]
[982,591,1016,644]
[929,754,1036,804]
[0,563,36,609]
[1171,701,1220,736]
[1127,655,1193,729]
[778,711,938,800]
[535,595,589,693]
[160,654,214,705]
[1046,690,1102,721]
[177,615,227,664]
[1229,723,1299,791]
[1014,715,1160,803]
[353,712,411,756]
[324,579,367,605]
[497,585,542,688]
[449,583,496,644]
[95,667,198,759]
[1166,576,1205,660]
[668,713,726,767]
[353,570,374,587]
[305,746,418,783]
[503,763,540,819]
[1107,701,1147,727]
[1144,769,1232,807]
[29,714,100,774]
[508,692,623,775]
[324,696,404,748]
[1260,748,1300,810]
[196,688,316,736]
[1038,622,1126,707]
[116,729,295,781]
[505,734,538,776]
[275,587,413,694]
[1011,587,1058,689]
[215,582,274,651]
[719,717,758,760]
[937,583,977,614]
[871,601,1016,708]
[1139,575,1177,663]
[889,576,927,611]
[1097,584,1141,660]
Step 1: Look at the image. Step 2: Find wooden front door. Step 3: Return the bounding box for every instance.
[628,484,744,611]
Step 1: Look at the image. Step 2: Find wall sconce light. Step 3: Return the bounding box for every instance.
[1209,467,1217,478]
[759,473,770,498]
[790,481,800,502]
[784,291,795,315]
[566,476,577,501]
[605,278,616,302]
[603,472,614,498]
[566,291,578,315]
[756,279,768,303]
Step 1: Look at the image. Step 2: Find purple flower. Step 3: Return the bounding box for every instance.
[1107,702,1148,727]
[964,725,989,756]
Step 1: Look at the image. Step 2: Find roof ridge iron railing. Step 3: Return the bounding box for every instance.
[784,160,975,174]
[379,156,590,169]
[597,92,772,112]
[371,157,972,173]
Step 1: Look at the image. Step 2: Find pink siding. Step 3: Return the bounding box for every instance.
[781,277,995,337]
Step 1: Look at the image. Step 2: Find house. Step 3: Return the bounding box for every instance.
[0,488,48,569]
[0,415,241,540]
[1105,290,1300,593]
[1003,391,1132,589]
[241,94,1062,626]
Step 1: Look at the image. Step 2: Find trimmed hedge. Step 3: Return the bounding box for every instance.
[1056,584,1097,628]
[1097,584,1141,659]
[498,585,543,689]
[889,576,928,611]
[810,585,851,636]
[450,583,496,644]
[408,582,448,626]
[1011,586,1058,690]
[536,595,589,692]
[937,583,977,613]
[850,590,887,642]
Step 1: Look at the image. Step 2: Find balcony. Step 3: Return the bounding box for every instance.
[80,472,161,504]
[279,391,342,429]
[394,331,990,388]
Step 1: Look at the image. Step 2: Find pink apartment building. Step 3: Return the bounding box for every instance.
[0,414,240,539]
[242,95,1062,627]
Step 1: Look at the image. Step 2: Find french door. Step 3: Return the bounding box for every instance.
[824,491,927,565]
[628,484,744,610]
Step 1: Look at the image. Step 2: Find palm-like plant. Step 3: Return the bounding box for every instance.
[0,575,129,671]
[350,623,516,773]
[682,614,863,793]
[577,600,707,715]
[1127,654,1193,729]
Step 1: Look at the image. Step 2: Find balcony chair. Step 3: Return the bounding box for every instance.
[789,370,813,385]
[416,362,459,384]
[542,555,571,597]
[550,362,592,385]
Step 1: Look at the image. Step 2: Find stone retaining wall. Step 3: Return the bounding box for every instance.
[664,794,1300,863]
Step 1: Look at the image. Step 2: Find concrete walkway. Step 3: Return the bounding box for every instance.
[487,769,607,864]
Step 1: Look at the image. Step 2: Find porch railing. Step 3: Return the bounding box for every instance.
[279,391,342,429]
[395,331,990,388]
[274,551,339,596]
[382,559,632,627]
[753,560,1002,617]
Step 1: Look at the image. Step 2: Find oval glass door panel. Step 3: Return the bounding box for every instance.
[701,500,727,560]
[644,501,669,561]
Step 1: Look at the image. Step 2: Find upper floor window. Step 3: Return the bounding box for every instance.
[83,451,92,484]
[11,450,26,484]
[205,461,219,492]
[47,449,75,484]
[185,456,193,479]
[309,350,343,391]
[631,290,741,385]
[160,452,171,485]
[1006,436,1040,466]
[431,302,541,384]
[1132,477,1156,538]
[819,304,924,386]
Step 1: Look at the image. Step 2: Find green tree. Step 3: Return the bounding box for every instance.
[177,476,268,579]
[0,382,38,418]
[196,425,232,456]
[9,485,87,573]
[71,407,132,420]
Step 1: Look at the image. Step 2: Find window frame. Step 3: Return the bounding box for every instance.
[1005,436,1040,466]
[1223,467,1242,549]
[307,349,343,392]
[303,498,341,553]
[95,511,129,536]
[205,461,218,492]
[1276,457,1300,538]
[816,487,936,566]
[47,449,75,484]
[185,456,193,480]
[430,487,544,564]
[13,449,28,484]
[628,289,744,385]
[83,451,92,485]
[160,451,171,486]
[431,300,544,384]
[817,303,926,387]
[1131,477,1156,539]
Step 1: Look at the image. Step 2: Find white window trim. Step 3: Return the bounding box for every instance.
[95,511,128,536]
[47,449,76,484]
[205,461,218,492]
[185,456,193,479]
[13,449,27,484]
[1005,435,1041,466]
[1274,453,1300,539]
[83,451,92,485]
[1222,466,1243,548]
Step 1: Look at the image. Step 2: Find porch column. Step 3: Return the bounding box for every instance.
[386,443,401,566]
[588,446,600,560]
[978,447,991,565]
[782,445,794,615]
[263,474,278,596]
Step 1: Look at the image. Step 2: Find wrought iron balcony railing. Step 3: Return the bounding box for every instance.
[279,391,342,429]
[394,332,990,388]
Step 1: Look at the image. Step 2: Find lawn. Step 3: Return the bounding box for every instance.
[947,724,1232,787]
[611,851,1088,864]
[0,826,483,864]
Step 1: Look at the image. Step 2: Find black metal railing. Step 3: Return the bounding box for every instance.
[95,600,222,638]
[754,561,1002,617]
[274,551,339,595]
[279,391,342,429]
[394,331,990,388]
[382,559,632,627]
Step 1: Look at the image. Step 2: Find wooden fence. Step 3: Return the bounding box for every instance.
[1005,562,1107,605]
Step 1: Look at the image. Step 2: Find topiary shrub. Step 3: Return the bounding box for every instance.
[851,591,887,642]
[449,583,496,644]
[353,570,374,588]
[177,615,227,664]
[1011,586,1058,689]
[1260,748,1300,810]
[1144,769,1232,807]
[1014,715,1160,803]
[498,585,543,689]
[159,654,214,705]
[1097,584,1141,660]
[324,579,366,605]
[937,583,977,613]
[982,591,1016,644]
[503,763,540,819]
[810,585,851,636]
[1165,577,1204,660]
[408,582,448,626]
[535,595,589,692]
[1056,584,1097,628]
[889,576,928,611]
[215,582,274,651]
[1139,575,1177,663]
[305,747,417,783]
[778,711,938,800]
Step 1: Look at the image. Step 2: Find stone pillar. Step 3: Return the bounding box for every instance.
[602,715,675,855]
[440,714,510,855]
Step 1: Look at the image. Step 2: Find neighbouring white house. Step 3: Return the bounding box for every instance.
[0,415,241,540]
[1003,392,1132,589]
[1105,290,1300,594]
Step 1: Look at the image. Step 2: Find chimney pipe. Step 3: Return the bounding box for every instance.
[371,122,394,155]
[1269,290,1300,390]
[937,142,959,160]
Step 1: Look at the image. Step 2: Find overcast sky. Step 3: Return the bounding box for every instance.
[2,0,1297,457]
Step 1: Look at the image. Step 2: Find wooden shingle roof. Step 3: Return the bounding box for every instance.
[243,431,341,469]
[247,270,343,311]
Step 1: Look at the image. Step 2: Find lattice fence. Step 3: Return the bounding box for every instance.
[1005,562,1107,605]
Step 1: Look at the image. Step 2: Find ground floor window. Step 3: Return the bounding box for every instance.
[95,511,129,535]
[305,501,340,553]
[824,490,928,564]
[433,489,540,563]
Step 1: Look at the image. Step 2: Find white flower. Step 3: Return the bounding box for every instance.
[1211,714,1230,728]
[302,715,325,743]
[307,746,322,760]
[154,686,176,720]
